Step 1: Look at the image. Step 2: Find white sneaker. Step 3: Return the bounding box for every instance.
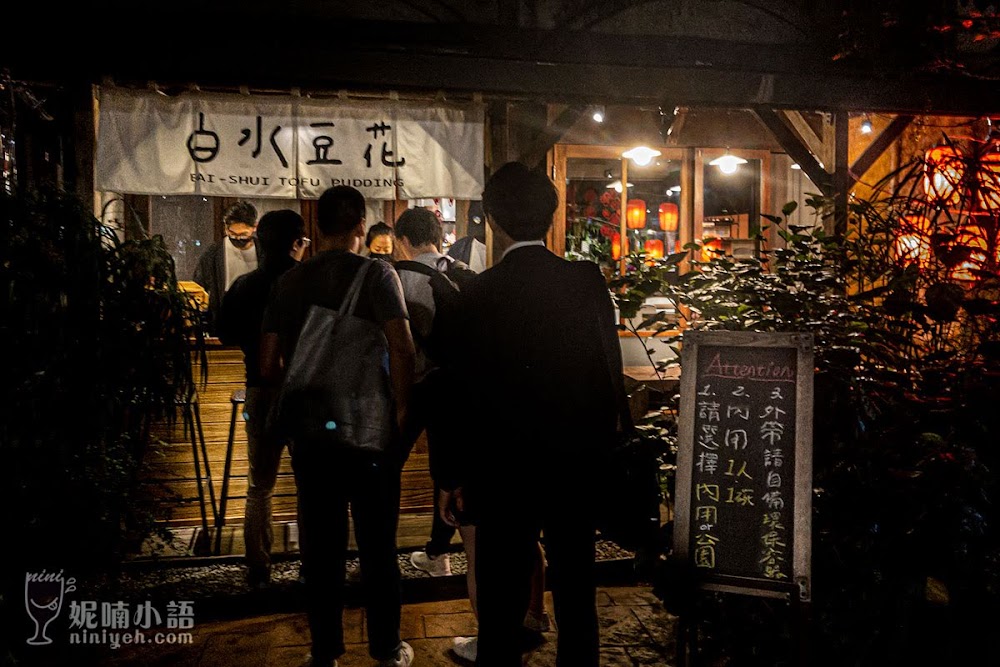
[409,550,451,576]
[377,641,414,667]
[300,653,337,667]
[451,636,477,663]
[523,610,551,633]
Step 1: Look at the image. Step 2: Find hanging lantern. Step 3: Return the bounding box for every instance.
[644,238,665,260]
[611,232,628,260]
[893,215,932,266]
[976,149,1000,211]
[626,199,647,229]
[658,202,679,232]
[948,225,990,282]
[894,234,930,266]
[923,145,964,206]
[701,237,724,262]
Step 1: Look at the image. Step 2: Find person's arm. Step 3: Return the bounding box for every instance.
[384,317,416,432]
[259,280,285,386]
[217,280,242,347]
[260,332,283,386]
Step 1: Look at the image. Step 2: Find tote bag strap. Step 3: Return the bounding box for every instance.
[341,260,373,317]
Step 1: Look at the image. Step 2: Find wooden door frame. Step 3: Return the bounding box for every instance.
[548,144,687,258]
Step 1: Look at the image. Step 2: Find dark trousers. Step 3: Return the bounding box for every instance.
[425,482,457,557]
[474,464,600,667]
[291,442,402,662]
[402,372,458,555]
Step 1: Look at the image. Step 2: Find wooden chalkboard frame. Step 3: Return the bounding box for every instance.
[673,331,814,601]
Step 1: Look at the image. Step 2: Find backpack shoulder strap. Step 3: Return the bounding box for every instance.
[395,260,438,278]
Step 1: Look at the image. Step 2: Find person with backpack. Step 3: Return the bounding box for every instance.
[260,186,417,667]
[393,207,474,577]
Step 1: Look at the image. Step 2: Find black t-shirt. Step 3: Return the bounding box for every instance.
[263,250,408,364]
[219,256,297,386]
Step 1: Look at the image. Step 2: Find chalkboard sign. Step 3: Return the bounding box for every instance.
[673,331,814,601]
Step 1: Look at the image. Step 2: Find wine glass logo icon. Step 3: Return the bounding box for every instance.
[25,571,76,646]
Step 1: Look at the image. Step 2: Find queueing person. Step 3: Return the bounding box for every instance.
[439,163,629,667]
[261,186,416,667]
[194,200,260,335]
[393,207,550,664]
[365,221,396,263]
[218,210,310,589]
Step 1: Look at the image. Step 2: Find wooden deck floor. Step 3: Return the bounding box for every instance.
[140,347,435,529]
[134,512,456,560]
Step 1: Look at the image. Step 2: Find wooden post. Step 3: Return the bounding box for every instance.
[619,156,628,276]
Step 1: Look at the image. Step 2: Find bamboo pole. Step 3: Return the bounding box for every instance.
[619,156,629,275]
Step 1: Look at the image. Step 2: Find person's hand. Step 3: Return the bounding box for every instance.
[395,406,408,434]
[439,487,465,528]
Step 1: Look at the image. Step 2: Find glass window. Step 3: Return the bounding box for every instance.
[150,196,215,282]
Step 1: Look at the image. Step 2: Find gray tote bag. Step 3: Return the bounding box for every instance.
[274,260,394,453]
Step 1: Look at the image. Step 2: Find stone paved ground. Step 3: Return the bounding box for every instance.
[100,587,677,667]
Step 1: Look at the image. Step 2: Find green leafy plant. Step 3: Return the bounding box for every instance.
[610,180,999,664]
[0,188,204,587]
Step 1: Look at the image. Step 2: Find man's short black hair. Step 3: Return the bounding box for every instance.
[256,209,305,263]
[365,222,394,249]
[223,201,258,227]
[395,208,442,248]
[482,162,557,242]
[317,186,366,236]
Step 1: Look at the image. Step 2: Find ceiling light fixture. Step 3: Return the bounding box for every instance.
[605,180,634,193]
[622,145,662,167]
[709,150,748,175]
[592,105,605,123]
[861,115,873,135]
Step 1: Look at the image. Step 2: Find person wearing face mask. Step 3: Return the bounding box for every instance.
[365,221,396,263]
[218,209,310,589]
[194,200,260,335]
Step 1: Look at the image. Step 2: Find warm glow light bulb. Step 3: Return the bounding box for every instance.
[592,105,605,123]
[622,146,661,166]
[860,117,873,134]
[709,152,748,175]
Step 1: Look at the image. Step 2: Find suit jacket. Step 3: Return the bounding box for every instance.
[194,240,260,336]
[443,245,627,493]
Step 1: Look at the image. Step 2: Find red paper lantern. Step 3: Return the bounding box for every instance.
[611,232,628,260]
[950,225,990,282]
[644,238,665,262]
[923,145,964,206]
[658,202,679,232]
[701,237,723,262]
[893,215,931,266]
[626,199,647,229]
[977,150,1000,211]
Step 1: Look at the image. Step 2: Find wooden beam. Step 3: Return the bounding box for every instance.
[667,107,688,145]
[15,16,1000,115]
[521,104,586,169]
[850,115,915,184]
[752,108,832,196]
[781,111,830,170]
[833,111,850,237]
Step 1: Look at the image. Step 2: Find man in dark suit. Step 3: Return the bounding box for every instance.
[193,200,260,335]
[439,162,628,667]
